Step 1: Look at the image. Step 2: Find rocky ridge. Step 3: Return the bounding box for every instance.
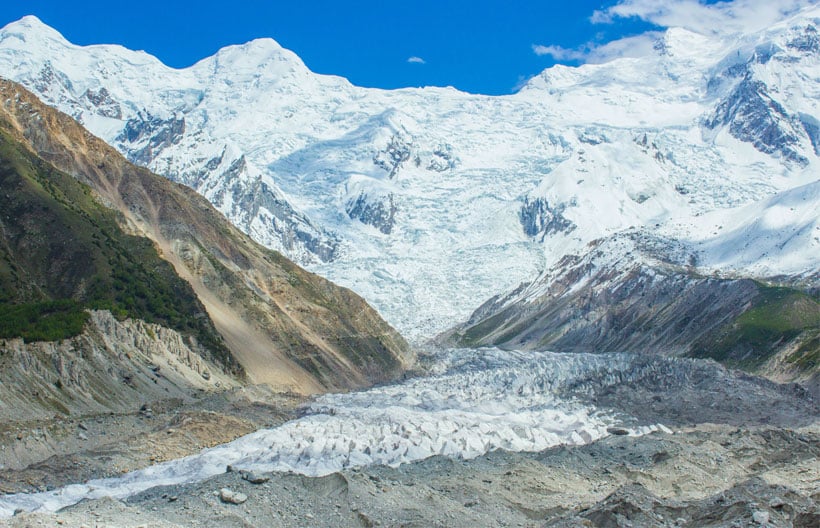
[446,231,820,386]
[0,310,236,427]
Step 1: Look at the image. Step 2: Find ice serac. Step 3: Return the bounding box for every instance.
[2,345,815,517]
[0,79,412,395]
[0,10,819,343]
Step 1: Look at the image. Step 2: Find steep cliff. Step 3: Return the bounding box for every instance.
[0,311,238,423]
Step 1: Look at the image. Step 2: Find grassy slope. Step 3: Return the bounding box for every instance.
[0,127,238,372]
[691,284,820,371]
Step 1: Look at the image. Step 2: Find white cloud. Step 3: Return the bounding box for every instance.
[585,32,663,63]
[592,0,815,36]
[533,32,661,64]
[534,0,816,65]
[532,44,591,62]
[407,56,426,64]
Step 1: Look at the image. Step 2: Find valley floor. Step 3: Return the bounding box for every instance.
[1,349,817,527]
[0,387,303,495]
[2,424,818,527]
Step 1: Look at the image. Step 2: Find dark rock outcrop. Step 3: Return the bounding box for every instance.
[237,174,340,262]
[346,191,397,234]
[82,87,122,119]
[116,111,186,166]
[373,134,412,178]
[705,73,809,165]
[787,23,820,54]
[519,196,575,240]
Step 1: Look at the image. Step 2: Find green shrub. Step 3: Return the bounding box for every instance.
[691,285,820,369]
[0,300,89,342]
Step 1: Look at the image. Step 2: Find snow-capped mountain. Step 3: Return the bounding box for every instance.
[1,10,818,341]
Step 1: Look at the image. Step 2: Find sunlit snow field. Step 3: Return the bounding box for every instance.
[4,14,820,342]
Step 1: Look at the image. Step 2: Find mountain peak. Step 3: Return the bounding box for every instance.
[210,37,287,59]
[242,37,284,50]
[9,14,48,28]
[1,12,817,341]
[0,15,69,45]
[201,36,306,73]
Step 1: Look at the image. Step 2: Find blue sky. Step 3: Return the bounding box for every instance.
[0,1,813,94]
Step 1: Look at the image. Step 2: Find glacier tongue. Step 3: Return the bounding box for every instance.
[0,349,670,517]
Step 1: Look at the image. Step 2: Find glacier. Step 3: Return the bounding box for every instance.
[0,348,673,517]
[1,10,819,340]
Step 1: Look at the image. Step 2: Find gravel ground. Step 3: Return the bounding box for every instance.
[0,386,302,495]
[1,356,817,527]
[3,423,817,527]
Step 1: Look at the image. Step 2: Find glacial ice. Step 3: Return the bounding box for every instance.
[0,349,671,517]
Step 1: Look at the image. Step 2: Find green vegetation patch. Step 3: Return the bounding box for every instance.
[786,332,820,370]
[691,284,820,370]
[0,300,89,343]
[0,126,236,373]
[457,310,513,348]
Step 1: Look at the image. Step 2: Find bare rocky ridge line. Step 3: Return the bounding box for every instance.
[0,310,236,427]
[446,232,820,392]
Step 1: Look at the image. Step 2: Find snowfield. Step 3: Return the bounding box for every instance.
[2,9,819,340]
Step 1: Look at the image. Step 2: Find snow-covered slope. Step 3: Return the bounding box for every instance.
[680,179,820,278]
[1,10,818,340]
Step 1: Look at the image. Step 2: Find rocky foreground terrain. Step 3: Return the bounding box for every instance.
[1,351,817,527]
[0,385,302,494]
[3,421,818,527]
